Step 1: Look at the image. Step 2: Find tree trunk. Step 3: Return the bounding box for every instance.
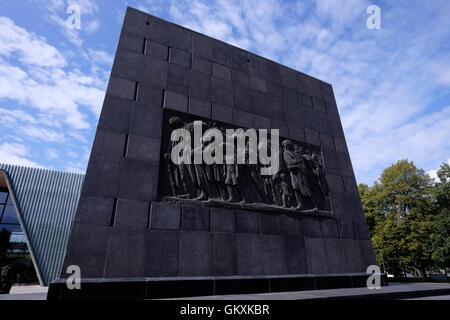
[420,267,428,280]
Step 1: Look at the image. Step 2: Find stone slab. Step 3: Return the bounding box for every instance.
[47,273,392,300]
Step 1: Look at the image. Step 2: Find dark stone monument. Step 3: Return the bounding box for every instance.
[48,7,383,300]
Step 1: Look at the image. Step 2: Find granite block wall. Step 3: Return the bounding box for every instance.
[60,7,376,280]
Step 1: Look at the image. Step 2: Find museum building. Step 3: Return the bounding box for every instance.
[0,163,83,286]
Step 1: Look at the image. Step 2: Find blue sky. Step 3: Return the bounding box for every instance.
[0,0,449,184]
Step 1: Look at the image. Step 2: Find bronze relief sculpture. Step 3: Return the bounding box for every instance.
[160,112,332,216]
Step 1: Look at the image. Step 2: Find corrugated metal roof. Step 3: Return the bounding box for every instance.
[0,164,84,285]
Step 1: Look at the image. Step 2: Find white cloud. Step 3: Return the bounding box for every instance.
[67,150,78,158]
[47,13,84,47]
[314,0,368,27]
[43,0,100,46]
[66,0,98,15]
[0,17,67,67]
[0,142,41,167]
[0,17,105,130]
[85,19,100,33]
[427,169,439,182]
[2,1,448,183]
[164,0,287,57]
[87,49,114,66]
[155,0,450,184]
[427,159,450,182]
[20,126,66,143]
[45,148,59,160]
[429,57,450,87]
[0,107,36,124]
[351,107,450,183]
[65,161,85,173]
[0,108,66,143]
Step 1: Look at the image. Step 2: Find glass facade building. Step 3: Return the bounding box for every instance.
[0,164,84,286]
[0,187,38,284]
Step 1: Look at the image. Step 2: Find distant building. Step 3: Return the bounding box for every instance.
[0,164,83,286]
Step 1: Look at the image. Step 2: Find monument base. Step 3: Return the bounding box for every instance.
[47,273,388,300]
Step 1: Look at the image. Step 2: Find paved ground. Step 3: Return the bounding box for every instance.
[405,294,450,300]
[170,283,450,300]
[0,292,48,300]
[1,283,449,300]
[0,285,48,300]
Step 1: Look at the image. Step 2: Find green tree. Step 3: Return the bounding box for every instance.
[359,182,384,236]
[363,160,434,278]
[430,163,450,269]
[358,182,386,268]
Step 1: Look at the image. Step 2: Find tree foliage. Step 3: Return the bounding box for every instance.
[358,159,443,276]
[358,183,383,236]
[430,163,450,268]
